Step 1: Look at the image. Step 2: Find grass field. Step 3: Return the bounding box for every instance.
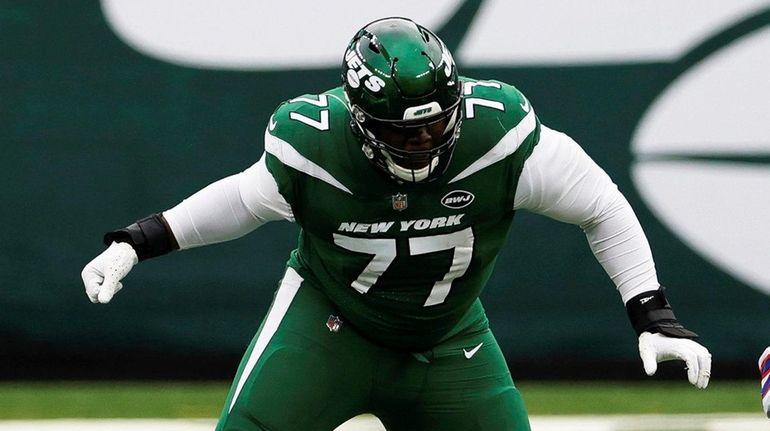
[0,380,759,419]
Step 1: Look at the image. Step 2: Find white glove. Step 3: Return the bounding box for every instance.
[758,346,770,418]
[638,331,711,389]
[81,242,138,304]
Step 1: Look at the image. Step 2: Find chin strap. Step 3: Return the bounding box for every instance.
[384,154,439,182]
[626,287,698,339]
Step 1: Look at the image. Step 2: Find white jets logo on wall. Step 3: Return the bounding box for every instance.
[100,0,770,69]
[631,24,770,295]
[100,0,770,295]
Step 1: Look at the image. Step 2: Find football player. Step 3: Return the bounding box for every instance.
[82,17,711,430]
[760,347,770,418]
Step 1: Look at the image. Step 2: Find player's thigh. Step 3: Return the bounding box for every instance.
[217,268,376,431]
[379,328,530,431]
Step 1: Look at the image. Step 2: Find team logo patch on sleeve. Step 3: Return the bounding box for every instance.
[326,315,343,333]
[392,193,408,211]
[441,190,475,209]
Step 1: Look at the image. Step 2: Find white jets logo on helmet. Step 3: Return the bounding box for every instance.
[519,97,530,113]
[403,102,442,120]
[440,41,454,79]
[344,47,385,92]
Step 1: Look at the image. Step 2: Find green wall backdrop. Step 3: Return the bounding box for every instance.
[2,1,769,379]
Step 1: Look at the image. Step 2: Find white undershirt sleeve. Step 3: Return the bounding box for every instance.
[514,126,659,303]
[163,153,294,250]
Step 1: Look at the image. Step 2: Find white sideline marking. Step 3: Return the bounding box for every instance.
[0,414,766,430]
[0,419,216,431]
[529,414,769,431]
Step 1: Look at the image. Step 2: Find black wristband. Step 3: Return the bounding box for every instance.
[625,288,698,339]
[103,214,176,261]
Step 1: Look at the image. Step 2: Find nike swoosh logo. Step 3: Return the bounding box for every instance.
[268,115,277,131]
[519,98,530,113]
[463,342,484,359]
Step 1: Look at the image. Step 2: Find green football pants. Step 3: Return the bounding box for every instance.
[216,267,530,431]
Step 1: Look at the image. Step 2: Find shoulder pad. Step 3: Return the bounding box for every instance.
[459,77,533,129]
[263,87,356,196]
[267,88,349,145]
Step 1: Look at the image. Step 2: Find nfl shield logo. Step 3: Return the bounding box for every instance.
[392,193,408,211]
[326,315,342,333]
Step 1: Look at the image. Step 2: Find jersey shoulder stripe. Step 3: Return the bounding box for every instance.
[449,108,537,183]
[264,129,353,195]
[263,87,360,200]
[447,77,540,183]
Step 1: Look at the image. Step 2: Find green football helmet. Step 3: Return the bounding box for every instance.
[342,17,462,183]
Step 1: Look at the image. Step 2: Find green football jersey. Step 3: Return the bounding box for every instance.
[264,77,540,350]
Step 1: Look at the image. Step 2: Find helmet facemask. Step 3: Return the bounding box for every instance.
[352,99,461,182]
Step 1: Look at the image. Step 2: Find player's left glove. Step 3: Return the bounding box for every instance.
[626,288,711,389]
[638,332,711,389]
[758,346,770,418]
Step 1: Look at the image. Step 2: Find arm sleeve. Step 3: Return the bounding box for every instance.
[514,125,659,303]
[162,153,294,250]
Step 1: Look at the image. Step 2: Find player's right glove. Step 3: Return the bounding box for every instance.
[759,346,770,418]
[81,241,138,304]
[81,213,178,303]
